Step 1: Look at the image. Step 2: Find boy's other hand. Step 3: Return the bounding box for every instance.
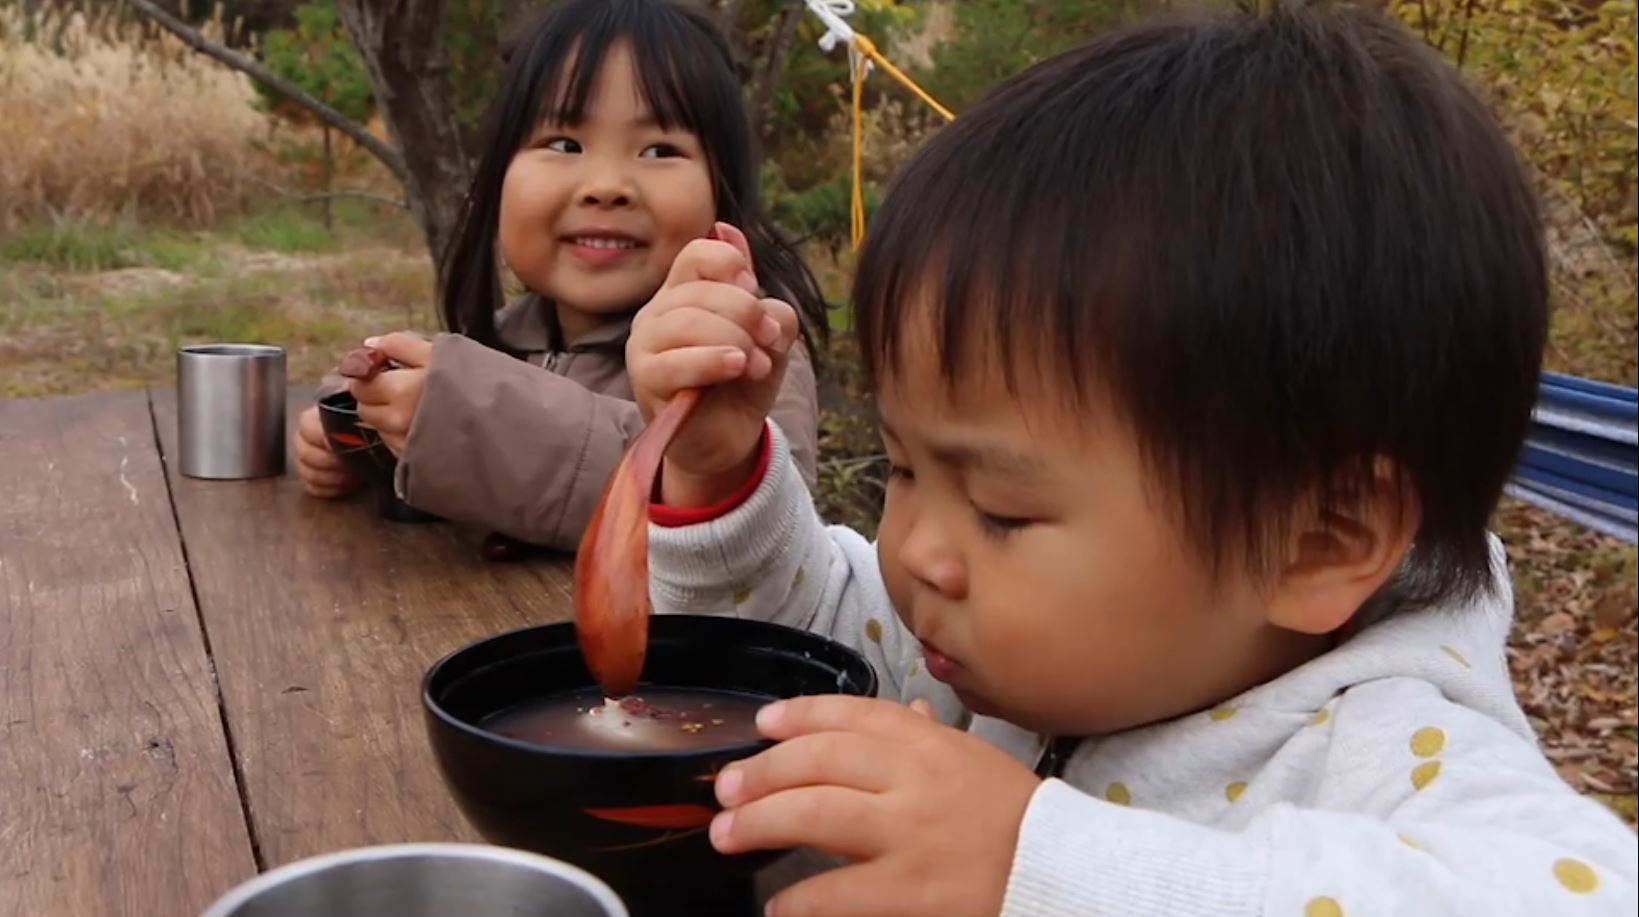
[710,695,1039,917]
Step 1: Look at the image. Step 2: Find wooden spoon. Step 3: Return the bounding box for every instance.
[338,345,393,380]
[573,387,703,696]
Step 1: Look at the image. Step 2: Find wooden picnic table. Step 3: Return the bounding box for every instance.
[0,386,828,917]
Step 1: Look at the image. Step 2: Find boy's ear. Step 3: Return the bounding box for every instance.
[1264,459,1422,635]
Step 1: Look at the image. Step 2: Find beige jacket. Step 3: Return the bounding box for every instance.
[326,294,819,550]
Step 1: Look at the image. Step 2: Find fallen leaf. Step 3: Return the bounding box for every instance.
[1592,593,1634,629]
[1541,611,1579,635]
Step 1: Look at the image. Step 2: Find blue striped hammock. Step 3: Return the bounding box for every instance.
[1508,372,1638,544]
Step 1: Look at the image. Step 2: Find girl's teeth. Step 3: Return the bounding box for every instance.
[575,237,637,250]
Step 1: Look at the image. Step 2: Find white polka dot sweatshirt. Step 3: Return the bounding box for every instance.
[649,424,1638,916]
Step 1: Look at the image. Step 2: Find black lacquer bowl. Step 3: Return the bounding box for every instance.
[422,615,878,916]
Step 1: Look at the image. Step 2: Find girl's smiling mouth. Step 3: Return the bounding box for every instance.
[563,231,646,265]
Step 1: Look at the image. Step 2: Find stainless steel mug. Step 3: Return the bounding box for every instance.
[177,344,286,480]
[198,843,629,917]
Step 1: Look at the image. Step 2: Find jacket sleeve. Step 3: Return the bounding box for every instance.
[394,334,647,549]
[394,334,823,549]
[1001,681,1638,916]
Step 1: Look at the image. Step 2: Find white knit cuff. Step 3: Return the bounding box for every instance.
[648,421,809,611]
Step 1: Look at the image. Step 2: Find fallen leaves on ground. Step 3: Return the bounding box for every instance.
[1496,498,1638,828]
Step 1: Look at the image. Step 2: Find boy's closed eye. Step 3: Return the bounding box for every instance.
[886,460,1045,537]
[972,503,1035,538]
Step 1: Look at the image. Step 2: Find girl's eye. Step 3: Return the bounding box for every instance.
[974,507,1032,539]
[542,137,581,153]
[640,142,684,159]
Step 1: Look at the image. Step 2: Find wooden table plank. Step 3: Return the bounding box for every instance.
[150,386,573,872]
[0,392,256,917]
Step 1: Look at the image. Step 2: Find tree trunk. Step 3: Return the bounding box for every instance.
[321,125,334,231]
[751,4,802,142]
[126,0,475,288]
[334,0,471,279]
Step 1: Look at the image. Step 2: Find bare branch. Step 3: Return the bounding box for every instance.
[123,0,408,183]
[752,3,802,140]
[242,173,409,212]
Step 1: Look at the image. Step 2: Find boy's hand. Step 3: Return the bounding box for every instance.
[627,221,799,507]
[711,695,1040,917]
[349,333,432,456]
[293,405,361,498]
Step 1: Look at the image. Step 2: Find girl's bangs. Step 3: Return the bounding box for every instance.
[531,14,709,135]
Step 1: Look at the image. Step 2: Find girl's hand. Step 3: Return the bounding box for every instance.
[627,221,799,507]
[293,405,361,498]
[349,333,433,456]
[711,696,1041,917]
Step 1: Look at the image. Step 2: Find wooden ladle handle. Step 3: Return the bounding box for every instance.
[572,388,703,696]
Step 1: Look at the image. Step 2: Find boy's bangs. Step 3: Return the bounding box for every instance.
[853,132,1150,419]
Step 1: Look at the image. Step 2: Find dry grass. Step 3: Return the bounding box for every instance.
[0,6,280,231]
[0,225,437,399]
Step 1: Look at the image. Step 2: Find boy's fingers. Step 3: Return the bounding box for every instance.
[711,221,759,291]
[662,237,757,293]
[638,346,751,398]
[759,296,800,354]
[710,786,883,859]
[645,305,763,356]
[642,281,767,337]
[715,733,896,807]
[757,695,936,742]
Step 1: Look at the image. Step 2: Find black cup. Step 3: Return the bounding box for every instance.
[422,615,878,917]
[315,390,441,523]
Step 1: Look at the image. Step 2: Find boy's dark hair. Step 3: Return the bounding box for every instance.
[441,0,827,355]
[853,3,1547,607]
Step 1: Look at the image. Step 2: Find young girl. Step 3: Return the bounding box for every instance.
[292,0,827,551]
[627,5,1636,916]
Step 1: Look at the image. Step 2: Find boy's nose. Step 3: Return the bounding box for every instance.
[898,520,968,601]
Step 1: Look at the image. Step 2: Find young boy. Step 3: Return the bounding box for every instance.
[625,4,1638,915]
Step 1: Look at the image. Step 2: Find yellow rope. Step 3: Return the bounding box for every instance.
[851,51,868,247]
[848,32,955,249]
[854,34,956,121]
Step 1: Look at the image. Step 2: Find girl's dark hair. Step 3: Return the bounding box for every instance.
[440,0,827,355]
[853,4,1548,608]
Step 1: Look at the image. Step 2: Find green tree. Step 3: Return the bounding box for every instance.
[257,0,374,227]
[919,0,1126,112]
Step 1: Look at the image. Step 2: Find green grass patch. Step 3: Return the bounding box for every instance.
[0,223,208,271]
[0,245,436,399]
[228,207,336,254]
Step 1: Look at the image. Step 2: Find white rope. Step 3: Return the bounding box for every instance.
[802,0,856,53]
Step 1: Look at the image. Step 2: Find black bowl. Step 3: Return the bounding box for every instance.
[315,390,440,523]
[422,615,878,917]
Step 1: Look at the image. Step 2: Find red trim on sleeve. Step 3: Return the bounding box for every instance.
[649,425,773,528]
